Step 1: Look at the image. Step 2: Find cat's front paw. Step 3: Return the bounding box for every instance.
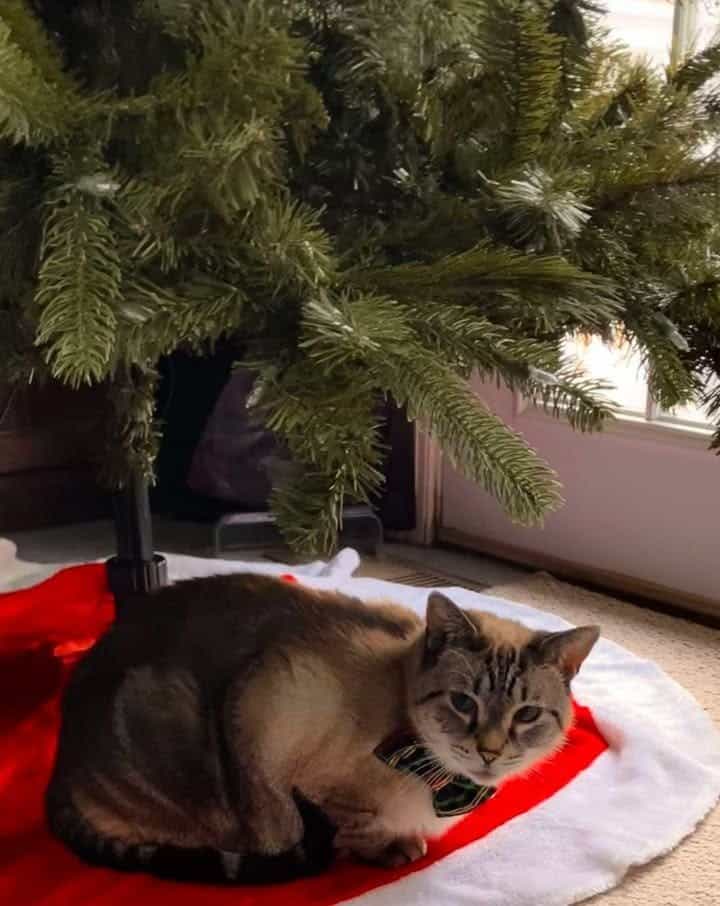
[350,834,428,868]
[376,835,428,868]
[293,789,337,875]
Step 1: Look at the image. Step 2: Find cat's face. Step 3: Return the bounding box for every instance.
[407,593,599,786]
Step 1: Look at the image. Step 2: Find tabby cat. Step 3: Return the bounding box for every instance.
[47,574,599,884]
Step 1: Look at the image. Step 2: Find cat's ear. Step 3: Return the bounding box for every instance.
[532,626,600,681]
[425,592,477,658]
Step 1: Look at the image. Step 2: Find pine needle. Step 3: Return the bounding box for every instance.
[35,188,121,387]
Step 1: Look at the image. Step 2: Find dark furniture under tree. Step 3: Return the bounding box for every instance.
[0,382,109,531]
[0,356,414,600]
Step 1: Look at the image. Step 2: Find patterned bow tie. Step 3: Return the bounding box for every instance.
[374,731,496,818]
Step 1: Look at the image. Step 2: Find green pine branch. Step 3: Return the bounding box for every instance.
[270,470,349,556]
[35,183,121,387]
[255,357,386,553]
[118,274,247,362]
[113,175,197,272]
[300,291,563,528]
[488,166,591,252]
[301,292,415,371]
[101,365,161,487]
[564,41,644,131]
[705,377,720,454]
[511,3,564,166]
[549,0,604,45]
[147,0,308,126]
[4,0,720,553]
[627,318,698,410]
[180,118,283,219]
[325,0,487,99]
[347,242,616,326]
[387,356,563,524]
[597,64,653,128]
[0,4,88,145]
[592,157,720,212]
[671,40,720,93]
[0,0,66,84]
[415,1,517,166]
[668,276,720,328]
[403,301,561,378]
[245,198,337,295]
[521,363,615,431]
[0,20,64,144]
[413,303,616,431]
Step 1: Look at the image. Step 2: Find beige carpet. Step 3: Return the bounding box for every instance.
[488,571,720,906]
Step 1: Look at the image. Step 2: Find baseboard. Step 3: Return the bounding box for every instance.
[437,527,720,626]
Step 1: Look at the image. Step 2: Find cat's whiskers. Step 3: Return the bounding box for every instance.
[412,755,446,779]
[414,751,443,768]
[414,752,449,781]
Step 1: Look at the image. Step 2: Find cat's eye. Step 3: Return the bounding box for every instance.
[450,692,477,716]
[514,705,542,723]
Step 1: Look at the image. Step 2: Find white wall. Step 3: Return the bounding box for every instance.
[604,0,675,65]
[440,380,720,606]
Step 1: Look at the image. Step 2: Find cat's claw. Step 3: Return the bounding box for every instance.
[377,835,428,868]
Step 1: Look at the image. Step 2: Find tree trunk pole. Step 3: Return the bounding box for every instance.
[106,470,167,600]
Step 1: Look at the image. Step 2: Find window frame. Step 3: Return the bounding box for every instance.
[514,388,714,444]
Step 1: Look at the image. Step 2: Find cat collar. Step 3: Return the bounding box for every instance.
[374,731,495,818]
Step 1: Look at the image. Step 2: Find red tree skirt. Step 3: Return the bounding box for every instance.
[0,565,607,905]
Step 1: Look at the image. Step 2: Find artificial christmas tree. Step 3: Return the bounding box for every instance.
[1,0,719,573]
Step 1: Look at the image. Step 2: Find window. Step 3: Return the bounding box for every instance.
[605,0,719,67]
[604,0,676,65]
[563,333,649,417]
[565,1,718,432]
[562,333,716,433]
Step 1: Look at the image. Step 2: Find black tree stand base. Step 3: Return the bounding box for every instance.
[106,472,167,600]
[212,505,383,557]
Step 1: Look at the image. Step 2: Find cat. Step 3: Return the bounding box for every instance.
[46,573,599,884]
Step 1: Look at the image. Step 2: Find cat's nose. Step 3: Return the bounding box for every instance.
[478,750,500,766]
